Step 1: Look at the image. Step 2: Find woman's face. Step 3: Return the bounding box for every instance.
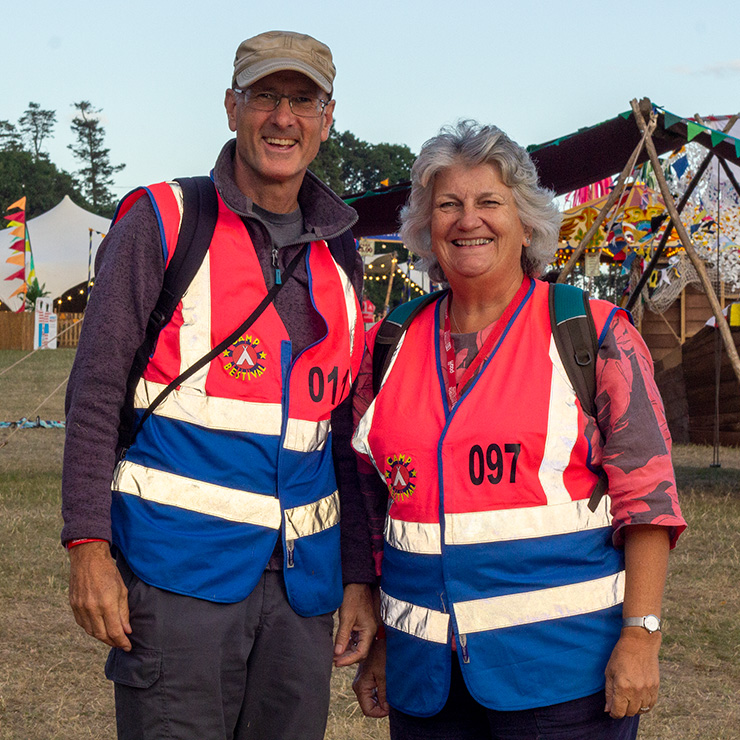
[430,162,529,287]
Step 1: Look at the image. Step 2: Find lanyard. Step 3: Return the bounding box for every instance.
[442,277,531,408]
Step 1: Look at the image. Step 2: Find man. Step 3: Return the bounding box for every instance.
[62,31,375,740]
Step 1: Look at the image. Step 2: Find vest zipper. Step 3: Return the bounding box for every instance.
[458,634,470,664]
[272,246,282,284]
[286,539,295,568]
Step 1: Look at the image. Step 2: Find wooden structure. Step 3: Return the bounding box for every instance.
[0,312,83,350]
[682,326,740,446]
[641,283,739,364]
[0,312,33,351]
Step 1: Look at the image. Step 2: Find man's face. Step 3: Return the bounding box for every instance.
[225,70,334,205]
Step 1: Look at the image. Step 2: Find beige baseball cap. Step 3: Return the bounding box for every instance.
[232,31,336,95]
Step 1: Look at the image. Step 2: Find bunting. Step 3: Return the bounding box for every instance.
[657,106,740,160]
[4,197,34,312]
[686,121,703,142]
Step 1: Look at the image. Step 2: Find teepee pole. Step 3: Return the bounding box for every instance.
[630,99,740,386]
[557,117,655,284]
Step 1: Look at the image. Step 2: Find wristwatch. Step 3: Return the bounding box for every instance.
[622,614,662,633]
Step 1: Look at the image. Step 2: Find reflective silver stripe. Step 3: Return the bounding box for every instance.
[112,459,282,528]
[445,496,611,546]
[283,490,340,540]
[167,181,185,227]
[352,329,410,469]
[454,571,625,635]
[134,381,330,454]
[381,589,450,644]
[538,336,579,505]
[351,397,378,463]
[385,497,610,553]
[134,378,283,435]
[328,248,361,383]
[178,252,212,393]
[283,418,330,452]
[385,515,441,554]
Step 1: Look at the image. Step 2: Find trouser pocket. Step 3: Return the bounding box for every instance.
[105,647,162,688]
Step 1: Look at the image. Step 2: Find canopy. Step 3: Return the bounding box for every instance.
[1,196,110,311]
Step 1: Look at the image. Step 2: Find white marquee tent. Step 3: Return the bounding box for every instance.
[1,196,110,312]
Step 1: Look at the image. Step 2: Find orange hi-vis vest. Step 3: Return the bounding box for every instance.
[354,278,627,713]
[111,181,364,612]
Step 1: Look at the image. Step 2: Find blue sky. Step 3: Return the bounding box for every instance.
[4,0,740,200]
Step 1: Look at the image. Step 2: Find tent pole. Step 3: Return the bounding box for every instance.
[630,99,740,387]
[625,114,737,311]
[557,115,655,284]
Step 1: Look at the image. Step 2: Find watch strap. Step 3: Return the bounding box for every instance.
[622,615,662,633]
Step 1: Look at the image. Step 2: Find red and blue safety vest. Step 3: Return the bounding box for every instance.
[354,278,626,713]
[111,181,364,613]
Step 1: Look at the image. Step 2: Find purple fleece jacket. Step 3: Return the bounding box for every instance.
[61,140,374,586]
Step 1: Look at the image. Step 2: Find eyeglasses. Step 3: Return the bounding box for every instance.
[234,89,329,118]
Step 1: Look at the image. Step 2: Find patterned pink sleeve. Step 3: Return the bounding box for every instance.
[594,309,686,548]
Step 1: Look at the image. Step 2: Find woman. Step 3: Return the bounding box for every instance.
[351,120,685,739]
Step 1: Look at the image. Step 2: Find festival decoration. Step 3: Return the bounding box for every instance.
[557,111,740,296]
[4,197,37,312]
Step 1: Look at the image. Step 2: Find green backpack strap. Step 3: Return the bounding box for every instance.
[372,290,446,396]
[548,282,607,513]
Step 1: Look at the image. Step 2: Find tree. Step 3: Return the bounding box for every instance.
[0,120,23,151]
[0,149,87,219]
[18,102,56,160]
[312,124,415,196]
[68,100,124,215]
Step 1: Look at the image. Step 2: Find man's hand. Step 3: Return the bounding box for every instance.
[353,638,389,718]
[333,583,376,667]
[604,629,661,718]
[68,541,132,651]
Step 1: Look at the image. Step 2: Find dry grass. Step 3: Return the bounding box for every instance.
[0,349,738,739]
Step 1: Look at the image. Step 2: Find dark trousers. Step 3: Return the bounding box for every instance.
[106,558,335,740]
[389,658,640,740]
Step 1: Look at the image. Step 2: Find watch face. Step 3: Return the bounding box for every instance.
[644,615,661,632]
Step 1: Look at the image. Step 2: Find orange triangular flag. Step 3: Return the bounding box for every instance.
[10,226,25,239]
[380,178,390,187]
[6,197,26,211]
[6,252,25,265]
[10,283,28,298]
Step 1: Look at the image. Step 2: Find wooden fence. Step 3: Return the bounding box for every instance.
[0,312,84,350]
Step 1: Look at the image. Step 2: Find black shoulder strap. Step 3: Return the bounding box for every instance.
[372,290,445,396]
[118,176,218,450]
[333,228,359,273]
[548,282,607,512]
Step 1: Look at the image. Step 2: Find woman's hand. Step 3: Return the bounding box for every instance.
[606,524,670,718]
[352,637,390,718]
[604,628,661,718]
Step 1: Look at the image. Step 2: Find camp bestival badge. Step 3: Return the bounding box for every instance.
[384,454,417,502]
[221,334,267,380]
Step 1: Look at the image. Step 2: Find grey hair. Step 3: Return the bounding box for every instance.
[399,120,561,282]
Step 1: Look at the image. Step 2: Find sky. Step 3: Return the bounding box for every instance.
[4,0,740,201]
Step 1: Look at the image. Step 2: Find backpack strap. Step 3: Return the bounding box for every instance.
[548,282,607,512]
[332,228,360,274]
[117,176,219,450]
[372,290,445,396]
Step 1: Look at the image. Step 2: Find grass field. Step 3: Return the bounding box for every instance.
[1,348,739,739]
